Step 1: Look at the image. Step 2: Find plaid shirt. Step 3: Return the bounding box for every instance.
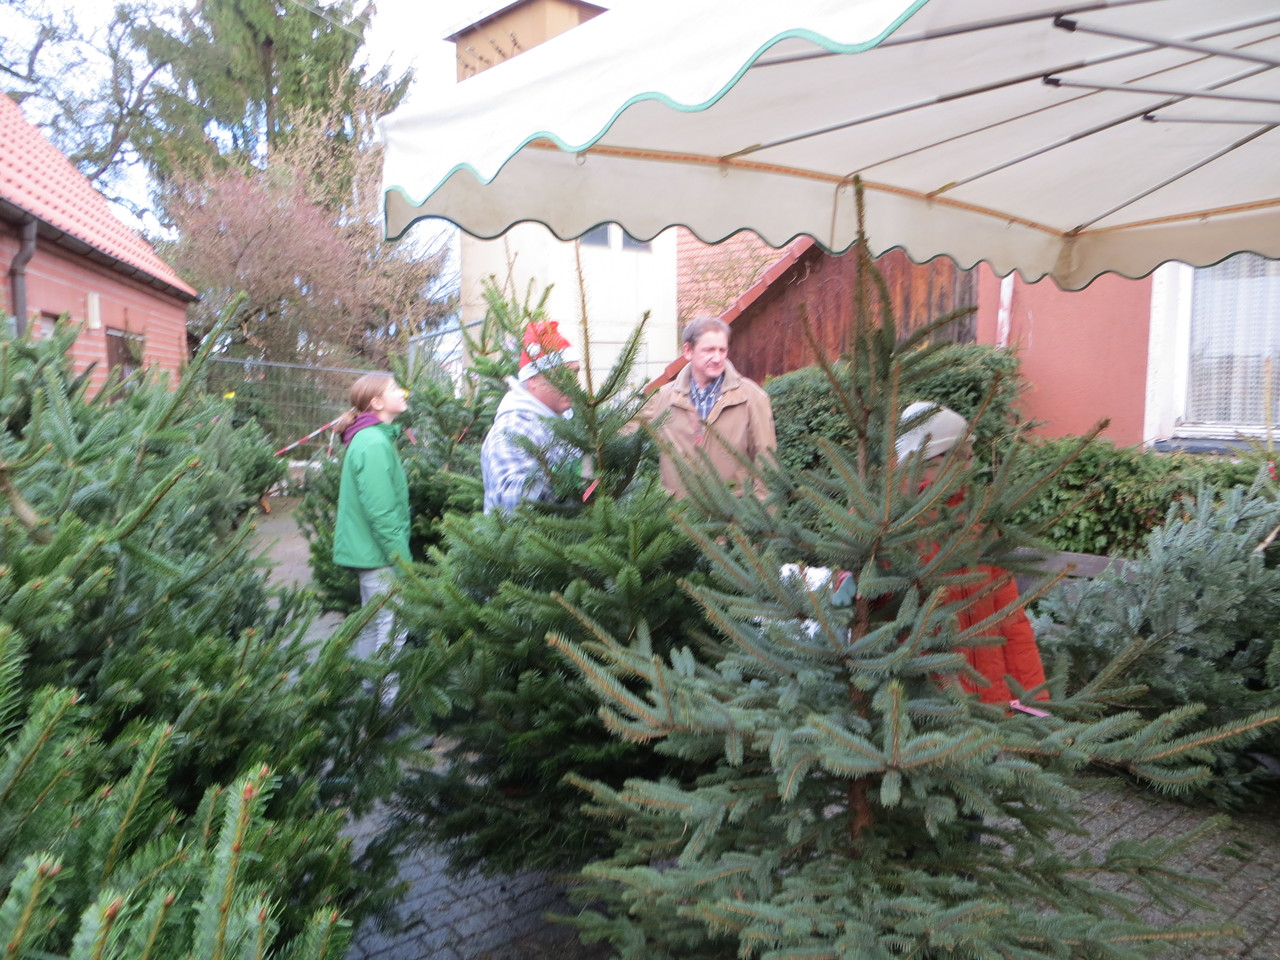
[481,381,575,513]
[688,373,724,420]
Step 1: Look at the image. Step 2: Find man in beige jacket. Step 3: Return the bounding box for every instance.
[640,316,776,499]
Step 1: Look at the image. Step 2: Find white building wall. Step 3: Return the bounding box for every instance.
[459,223,679,387]
[1144,262,1193,445]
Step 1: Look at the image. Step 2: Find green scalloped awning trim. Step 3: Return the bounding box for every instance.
[382,0,933,241]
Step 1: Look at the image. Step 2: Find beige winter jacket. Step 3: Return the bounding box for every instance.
[640,359,776,499]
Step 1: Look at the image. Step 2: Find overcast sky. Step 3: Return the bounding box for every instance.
[359,0,470,94]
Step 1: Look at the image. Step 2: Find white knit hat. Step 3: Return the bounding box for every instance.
[895,401,969,461]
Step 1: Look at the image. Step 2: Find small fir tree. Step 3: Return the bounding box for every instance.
[0,633,351,959]
[385,292,710,875]
[0,313,412,941]
[1037,482,1280,808]
[547,217,1280,958]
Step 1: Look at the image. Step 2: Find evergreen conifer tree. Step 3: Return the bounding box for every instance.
[387,291,715,875]
[0,314,413,941]
[0,629,351,959]
[547,223,1280,958]
[1037,483,1280,808]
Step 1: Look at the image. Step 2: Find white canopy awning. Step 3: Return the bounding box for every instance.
[381,0,1280,289]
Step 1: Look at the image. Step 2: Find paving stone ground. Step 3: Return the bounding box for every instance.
[251,497,1279,960]
[1067,785,1279,959]
[342,809,604,960]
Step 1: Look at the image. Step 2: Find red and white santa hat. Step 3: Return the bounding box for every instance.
[518,319,580,381]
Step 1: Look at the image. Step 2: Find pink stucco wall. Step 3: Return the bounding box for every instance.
[1,233,190,395]
[975,265,1152,446]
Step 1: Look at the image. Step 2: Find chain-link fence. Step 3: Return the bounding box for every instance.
[202,356,372,462]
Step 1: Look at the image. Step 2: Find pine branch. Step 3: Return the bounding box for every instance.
[109,460,199,541]
[140,292,248,455]
[67,891,124,960]
[0,688,79,809]
[988,420,1110,519]
[193,767,269,960]
[124,890,177,960]
[98,724,177,882]
[0,452,54,544]
[547,632,672,734]
[0,855,62,956]
[279,909,348,960]
[1138,706,1280,764]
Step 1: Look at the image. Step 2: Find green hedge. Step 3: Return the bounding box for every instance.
[766,342,1023,473]
[1005,437,1258,556]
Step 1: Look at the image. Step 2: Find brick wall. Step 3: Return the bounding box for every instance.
[1,232,191,394]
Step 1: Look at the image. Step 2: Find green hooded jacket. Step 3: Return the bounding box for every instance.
[333,421,410,569]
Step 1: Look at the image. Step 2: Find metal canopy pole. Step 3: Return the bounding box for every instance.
[1044,76,1280,106]
[1054,15,1280,68]
[1071,123,1277,232]
[1144,112,1280,123]
[729,10,1280,162]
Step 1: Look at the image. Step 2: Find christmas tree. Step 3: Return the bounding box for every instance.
[1037,482,1280,808]
[547,222,1280,958]
[387,288,716,875]
[0,312,412,948]
[0,635,351,960]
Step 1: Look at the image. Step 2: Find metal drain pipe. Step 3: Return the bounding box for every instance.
[8,217,37,335]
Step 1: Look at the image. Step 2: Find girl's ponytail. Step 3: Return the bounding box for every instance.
[332,372,394,444]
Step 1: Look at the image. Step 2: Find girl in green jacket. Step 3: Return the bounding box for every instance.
[332,373,410,696]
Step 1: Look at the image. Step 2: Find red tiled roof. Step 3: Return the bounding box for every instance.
[720,236,815,328]
[0,94,197,300]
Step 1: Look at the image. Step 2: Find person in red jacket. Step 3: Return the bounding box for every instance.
[896,402,1049,708]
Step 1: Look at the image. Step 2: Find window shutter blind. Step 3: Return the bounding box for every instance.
[1187,254,1280,430]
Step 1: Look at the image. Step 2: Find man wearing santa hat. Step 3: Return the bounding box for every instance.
[481,319,583,513]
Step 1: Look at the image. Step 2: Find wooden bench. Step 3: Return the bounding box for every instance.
[1012,549,1134,594]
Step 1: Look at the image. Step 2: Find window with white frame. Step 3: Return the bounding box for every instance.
[1146,255,1280,442]
[1185,254,1280,429]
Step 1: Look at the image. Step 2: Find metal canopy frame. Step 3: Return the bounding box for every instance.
[380,0,1280,288]
[724,12,1280,229]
